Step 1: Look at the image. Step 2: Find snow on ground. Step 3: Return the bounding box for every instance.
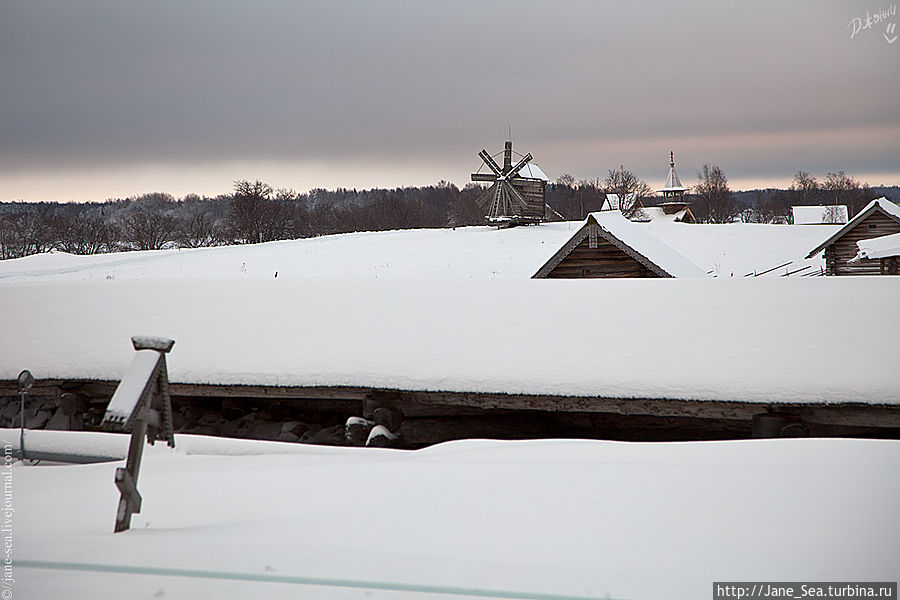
[1,277,898,404]
[0,224,582,282]
[10,433,900,600]
[0,221,838,282]
[644,222,841,277]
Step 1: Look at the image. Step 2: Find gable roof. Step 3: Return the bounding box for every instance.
[640,206,692,223]
[792,205,849,225]
[514,162,549,181]
[533,211,705,278]
[805,197,900,258]
[601,193,636,212]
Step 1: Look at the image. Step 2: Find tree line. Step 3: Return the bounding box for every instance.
[1,168,893,260]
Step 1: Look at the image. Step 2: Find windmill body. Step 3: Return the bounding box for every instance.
[471,141,547,226]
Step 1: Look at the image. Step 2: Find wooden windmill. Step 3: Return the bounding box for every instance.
[471,140,547,225]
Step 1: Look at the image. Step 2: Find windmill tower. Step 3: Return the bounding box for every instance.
[471,140,547,226]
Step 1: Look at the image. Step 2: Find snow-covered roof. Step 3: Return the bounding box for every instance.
[514,162,549,181]
[639,206,690,223]
[1,278,897,404]
[535,211,705,278]
[658,165,689,192]
[806,197,900,258]
[601,193,637,212]
[792,205,849,225]
[856,231,900,260]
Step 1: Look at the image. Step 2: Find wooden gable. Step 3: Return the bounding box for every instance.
[540,235,662,278]
[807,200,900,276]
[533,217,673,279]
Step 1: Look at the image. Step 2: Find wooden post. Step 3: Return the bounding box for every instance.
[114,417,147,532]
[103,336,176,533]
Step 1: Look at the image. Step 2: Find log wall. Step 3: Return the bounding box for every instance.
[511,178,546,219]
[544,237,659,278]
[825,212,900,275]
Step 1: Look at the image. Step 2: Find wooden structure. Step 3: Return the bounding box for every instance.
[792,205,849,225]
[805,198,900,276]
[102,336,176,533]
[532,212,702,279]
[854,231,900,275]
[655,151,694,222]
[4,378,900,446]
[471,140,546,225]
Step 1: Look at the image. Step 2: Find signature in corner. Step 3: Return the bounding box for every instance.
[848,4,898,44]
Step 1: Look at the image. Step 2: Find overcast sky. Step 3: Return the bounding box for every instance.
[2,0,898,202]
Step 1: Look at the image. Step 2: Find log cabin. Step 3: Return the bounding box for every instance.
[805,198,900,276]
[532,211,704,279]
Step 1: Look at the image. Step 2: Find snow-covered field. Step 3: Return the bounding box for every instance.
[9,432,899,600]
[4,222,896,600]
[0,220,839,282]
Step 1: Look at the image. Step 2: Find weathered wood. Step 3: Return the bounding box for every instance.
[406,390,900,429]
[544,237,660,278]
[168,383,370,401]
[114,418,147,532]
[824,211,900,276]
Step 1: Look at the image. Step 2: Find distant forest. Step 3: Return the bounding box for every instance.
[1,170,898,260]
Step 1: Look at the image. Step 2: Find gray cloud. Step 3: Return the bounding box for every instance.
[1,0,898,199]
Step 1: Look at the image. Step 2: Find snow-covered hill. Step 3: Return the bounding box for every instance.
[0,221,839,282]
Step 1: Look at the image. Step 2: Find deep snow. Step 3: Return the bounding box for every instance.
[0,220,839,282]
[8,432,899,600]
[1,278,898,403]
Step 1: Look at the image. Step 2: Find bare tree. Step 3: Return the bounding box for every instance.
[120,208,177,251]
[694,164,739,223]
[823,171,872,217]
[790,171,821,205]
[602,167,653,217]
[556,173,575,187]
[54,212,116,254]
[230,180,274,244]
[1,206,54,258]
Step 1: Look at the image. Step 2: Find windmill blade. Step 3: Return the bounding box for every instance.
[507,153,533,179]
[475,182,499,212]
[504,181,529,210]
[479,150,503,176]
[471,173,498,182]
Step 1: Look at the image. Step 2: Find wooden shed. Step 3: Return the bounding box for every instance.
[805,198,900,276]
[532,211,704,279]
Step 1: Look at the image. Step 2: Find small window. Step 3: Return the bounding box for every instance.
[869,224,877,229]
[582,268,591,276]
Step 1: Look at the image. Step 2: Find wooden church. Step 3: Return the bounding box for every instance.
[652,151,695,223]
[471,140,547,225]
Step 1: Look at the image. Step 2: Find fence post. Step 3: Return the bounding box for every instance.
[102,336,176,533]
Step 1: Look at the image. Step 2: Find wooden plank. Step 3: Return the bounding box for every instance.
[406,390,900,428]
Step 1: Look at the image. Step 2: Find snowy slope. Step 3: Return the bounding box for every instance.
[645,222,840,277]
[0,221,839,282]
[0,224,581,282]
[1,277,897,404]
[12,434,900,600]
